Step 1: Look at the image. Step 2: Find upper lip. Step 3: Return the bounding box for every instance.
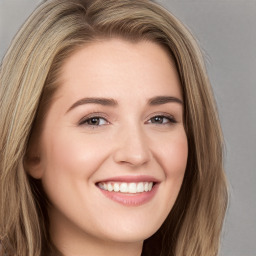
[96,175,160,183]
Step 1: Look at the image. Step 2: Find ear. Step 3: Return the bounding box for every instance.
[24,154,44,179]
[24,139,44,179]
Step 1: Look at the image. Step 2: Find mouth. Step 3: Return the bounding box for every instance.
[95,176,159,206]
[96,181,155,194]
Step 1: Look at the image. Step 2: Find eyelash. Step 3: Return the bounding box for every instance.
[78,114,177,127]
[78,113,109,127]
[146,114,177,125]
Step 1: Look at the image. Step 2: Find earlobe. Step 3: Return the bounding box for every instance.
[24,154,43,179]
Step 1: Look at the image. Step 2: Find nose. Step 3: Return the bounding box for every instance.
[113,125,151,167]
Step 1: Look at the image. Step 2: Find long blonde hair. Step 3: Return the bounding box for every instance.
[0,0,228,255]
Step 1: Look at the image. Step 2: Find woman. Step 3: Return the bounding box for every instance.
[0,0,228,255]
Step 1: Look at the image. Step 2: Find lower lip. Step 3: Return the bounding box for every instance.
[97,184,159,206]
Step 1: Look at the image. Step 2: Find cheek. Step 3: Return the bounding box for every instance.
[152,129,188,208]
[153,129,188,179]
[41,130,109,179]
[166,138,188,177]
[39,129,112,212]
[38,130,112,210]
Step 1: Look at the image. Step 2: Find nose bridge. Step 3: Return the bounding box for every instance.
[113,121,151,166]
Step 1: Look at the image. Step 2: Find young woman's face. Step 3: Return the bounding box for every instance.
[32,39,188,251]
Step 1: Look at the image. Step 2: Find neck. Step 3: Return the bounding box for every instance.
[57,239,143,256]
[53,233,143,256]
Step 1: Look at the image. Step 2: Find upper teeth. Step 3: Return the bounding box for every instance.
[98,182,153,193]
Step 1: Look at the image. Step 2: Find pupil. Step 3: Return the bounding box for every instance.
[153,116,163,123]
[90,118,99,125]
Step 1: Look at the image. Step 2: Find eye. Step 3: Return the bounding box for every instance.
[148,115,177,125]
[79,116,109,126]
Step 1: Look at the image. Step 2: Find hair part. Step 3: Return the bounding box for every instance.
[0,1,228,255]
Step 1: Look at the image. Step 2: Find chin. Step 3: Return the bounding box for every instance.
[94,213,165,244]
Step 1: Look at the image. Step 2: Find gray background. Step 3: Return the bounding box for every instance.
[0,0,255,255]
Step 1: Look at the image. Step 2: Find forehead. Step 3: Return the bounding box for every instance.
[56,38,182,101]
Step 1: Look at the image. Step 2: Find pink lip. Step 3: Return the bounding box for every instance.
[96,176,160,206]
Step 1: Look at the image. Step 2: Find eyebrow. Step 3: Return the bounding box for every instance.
[66,95,183,113]
[148,96,183,106]
[66,97,118,113]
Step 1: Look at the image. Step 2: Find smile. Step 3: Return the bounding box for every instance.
[97,181,154,193]
[96,176,159,206]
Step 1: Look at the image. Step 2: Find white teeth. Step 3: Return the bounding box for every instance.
[120,183,128,193]
[128,183,137,193]
[98,182,154,193]
[113,183,119,192]
[148,182,153,191]
[98,183,104,189]
[137,182,144,192]
[107,183,113,191]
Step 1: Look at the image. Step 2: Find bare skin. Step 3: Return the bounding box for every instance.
[27,38,188,256]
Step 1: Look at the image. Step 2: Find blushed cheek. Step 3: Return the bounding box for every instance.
[41,131,110,182]
[161,134,188,179]
[39,134,99,206]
